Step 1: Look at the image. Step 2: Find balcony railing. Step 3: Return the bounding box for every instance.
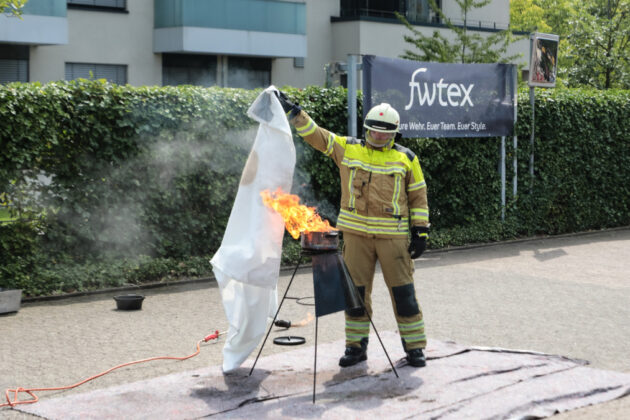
[340,7,441,24]
[1,0,67,45]
[155,0,305,35]
[340,0,437,22]
[153,0,306,58]
[338,0,509,31]
[447,18,509,31]
[21,0,67,17]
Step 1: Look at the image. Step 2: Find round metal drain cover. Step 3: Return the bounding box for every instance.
[273,336,305,346]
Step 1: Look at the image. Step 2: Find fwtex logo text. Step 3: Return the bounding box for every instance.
[404,68,474,110]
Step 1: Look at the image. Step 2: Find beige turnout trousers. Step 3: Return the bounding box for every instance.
[342,231,426,351]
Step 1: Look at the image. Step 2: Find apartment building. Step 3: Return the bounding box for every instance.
[0,0,528,88]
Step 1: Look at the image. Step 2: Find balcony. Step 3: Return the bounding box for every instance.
[154,0,307,58]
[335,0,509,32]
[0,0,68,45]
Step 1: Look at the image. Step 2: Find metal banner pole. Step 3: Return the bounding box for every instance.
[528,34,535,193]
[347,54,358,137]
[513,65,518,199]
[513,135,518,198]
[501,136,506,221]
[529,86,535,193]
[500,64,515,222]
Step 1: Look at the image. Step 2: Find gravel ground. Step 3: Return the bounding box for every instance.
[1,228,629,419]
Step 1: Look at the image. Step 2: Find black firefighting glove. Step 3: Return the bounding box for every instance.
[408,226,429,259]
[274,90,301,119]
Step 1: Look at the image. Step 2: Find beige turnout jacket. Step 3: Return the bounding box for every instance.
[291,110,429,239]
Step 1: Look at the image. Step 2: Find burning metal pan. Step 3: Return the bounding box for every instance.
[300,230,339,252]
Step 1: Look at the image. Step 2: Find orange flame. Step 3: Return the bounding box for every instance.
[293,312,315,327]
[261,188,336,239]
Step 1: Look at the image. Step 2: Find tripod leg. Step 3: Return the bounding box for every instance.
[249,257,302,376]
[364,309,399,378]
[313,315,318,404]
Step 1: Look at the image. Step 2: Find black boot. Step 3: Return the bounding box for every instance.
[405,348,426,367]
[339,337,368,367]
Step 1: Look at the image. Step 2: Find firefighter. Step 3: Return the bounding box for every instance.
[275,91,429,368]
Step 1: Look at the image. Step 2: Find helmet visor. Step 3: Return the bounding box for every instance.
[364,119,398,133]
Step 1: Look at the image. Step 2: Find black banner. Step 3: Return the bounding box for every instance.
[363,55,515,138]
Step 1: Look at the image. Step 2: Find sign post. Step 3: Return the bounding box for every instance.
[527,32,559,191]
[501,65,518,221]
[513,65,518,200]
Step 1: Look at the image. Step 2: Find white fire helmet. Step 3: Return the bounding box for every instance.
[364,103,400,134]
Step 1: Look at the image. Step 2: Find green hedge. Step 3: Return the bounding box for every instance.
[1,81,258,260]
[1,80,629,296]
[514,89,630,234]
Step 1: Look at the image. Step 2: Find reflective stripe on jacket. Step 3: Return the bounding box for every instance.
[291,110,429,238]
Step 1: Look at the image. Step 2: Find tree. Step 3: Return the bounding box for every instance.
[510,0,552,33]
[534,0,576,37]
[564,0,630,89]
[399,0,522,63]
[1,0,27,17]
[510,0,628,89]
[510,0,575,36]
[510,0,575,87]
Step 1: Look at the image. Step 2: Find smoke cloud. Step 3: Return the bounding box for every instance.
[9,112,341,259]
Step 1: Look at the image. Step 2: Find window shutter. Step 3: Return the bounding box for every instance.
[0,59,28,83]
[65,63,127,84]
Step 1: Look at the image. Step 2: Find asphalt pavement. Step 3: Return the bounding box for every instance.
[1,227,629,419]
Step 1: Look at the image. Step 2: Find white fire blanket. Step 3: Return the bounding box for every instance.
[210,86,295,372]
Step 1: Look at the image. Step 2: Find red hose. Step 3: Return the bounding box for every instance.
[2,331,225,409]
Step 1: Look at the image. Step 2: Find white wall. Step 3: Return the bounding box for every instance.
[272,0,338,88]
[30,1,161,85]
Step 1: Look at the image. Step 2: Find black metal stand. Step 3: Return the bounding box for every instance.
[313,314,318,404]
[248,253,399,404]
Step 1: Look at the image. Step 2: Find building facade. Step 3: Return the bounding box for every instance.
[0,0,528,88]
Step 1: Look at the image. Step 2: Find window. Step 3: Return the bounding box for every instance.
[0,45,28,84]
[339,0,440,23]
[162,54,217,87]
[67,0,127,11]
[162,54,271,90]
[65,62,127,84]
[406,0,429,23]
[0,60,28,83]
[294,57,305,68]
[226,57,271,89]
[340,0,405,19]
